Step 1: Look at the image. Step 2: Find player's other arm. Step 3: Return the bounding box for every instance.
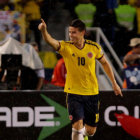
[98,56,123,97]
[38,19,60,51]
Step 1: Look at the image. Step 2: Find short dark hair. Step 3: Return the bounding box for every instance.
[69,19,86,32]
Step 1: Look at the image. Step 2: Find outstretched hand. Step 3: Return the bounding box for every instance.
[112,83,123,97]
[38,19,47,32]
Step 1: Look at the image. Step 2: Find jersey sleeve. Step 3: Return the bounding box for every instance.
[95,43,104,60]
[58,40,66,56]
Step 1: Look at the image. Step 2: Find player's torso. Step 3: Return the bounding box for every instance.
[63,40,99,95]
[64,41,96,74]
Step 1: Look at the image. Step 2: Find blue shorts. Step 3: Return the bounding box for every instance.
[67,93,100,127]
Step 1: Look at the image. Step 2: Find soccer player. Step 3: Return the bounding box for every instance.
[38,19,123,140]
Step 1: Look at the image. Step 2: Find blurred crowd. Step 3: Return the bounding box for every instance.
[1,0,140,89]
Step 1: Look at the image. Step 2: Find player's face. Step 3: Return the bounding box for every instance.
[69,26,85,43]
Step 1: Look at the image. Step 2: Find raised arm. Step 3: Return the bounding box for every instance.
[98,56,123,97]
[38,19,60,51]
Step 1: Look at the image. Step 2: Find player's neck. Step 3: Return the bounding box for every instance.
[74,38,85,49]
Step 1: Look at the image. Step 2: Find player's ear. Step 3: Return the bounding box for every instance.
[82,30,85,35]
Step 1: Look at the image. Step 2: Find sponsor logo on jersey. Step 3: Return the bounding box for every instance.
[72,53,75,57]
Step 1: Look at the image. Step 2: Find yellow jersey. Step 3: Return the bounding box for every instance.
[59,40,104,95]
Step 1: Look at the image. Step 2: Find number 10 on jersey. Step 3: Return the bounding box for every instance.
[78,57,85,66]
